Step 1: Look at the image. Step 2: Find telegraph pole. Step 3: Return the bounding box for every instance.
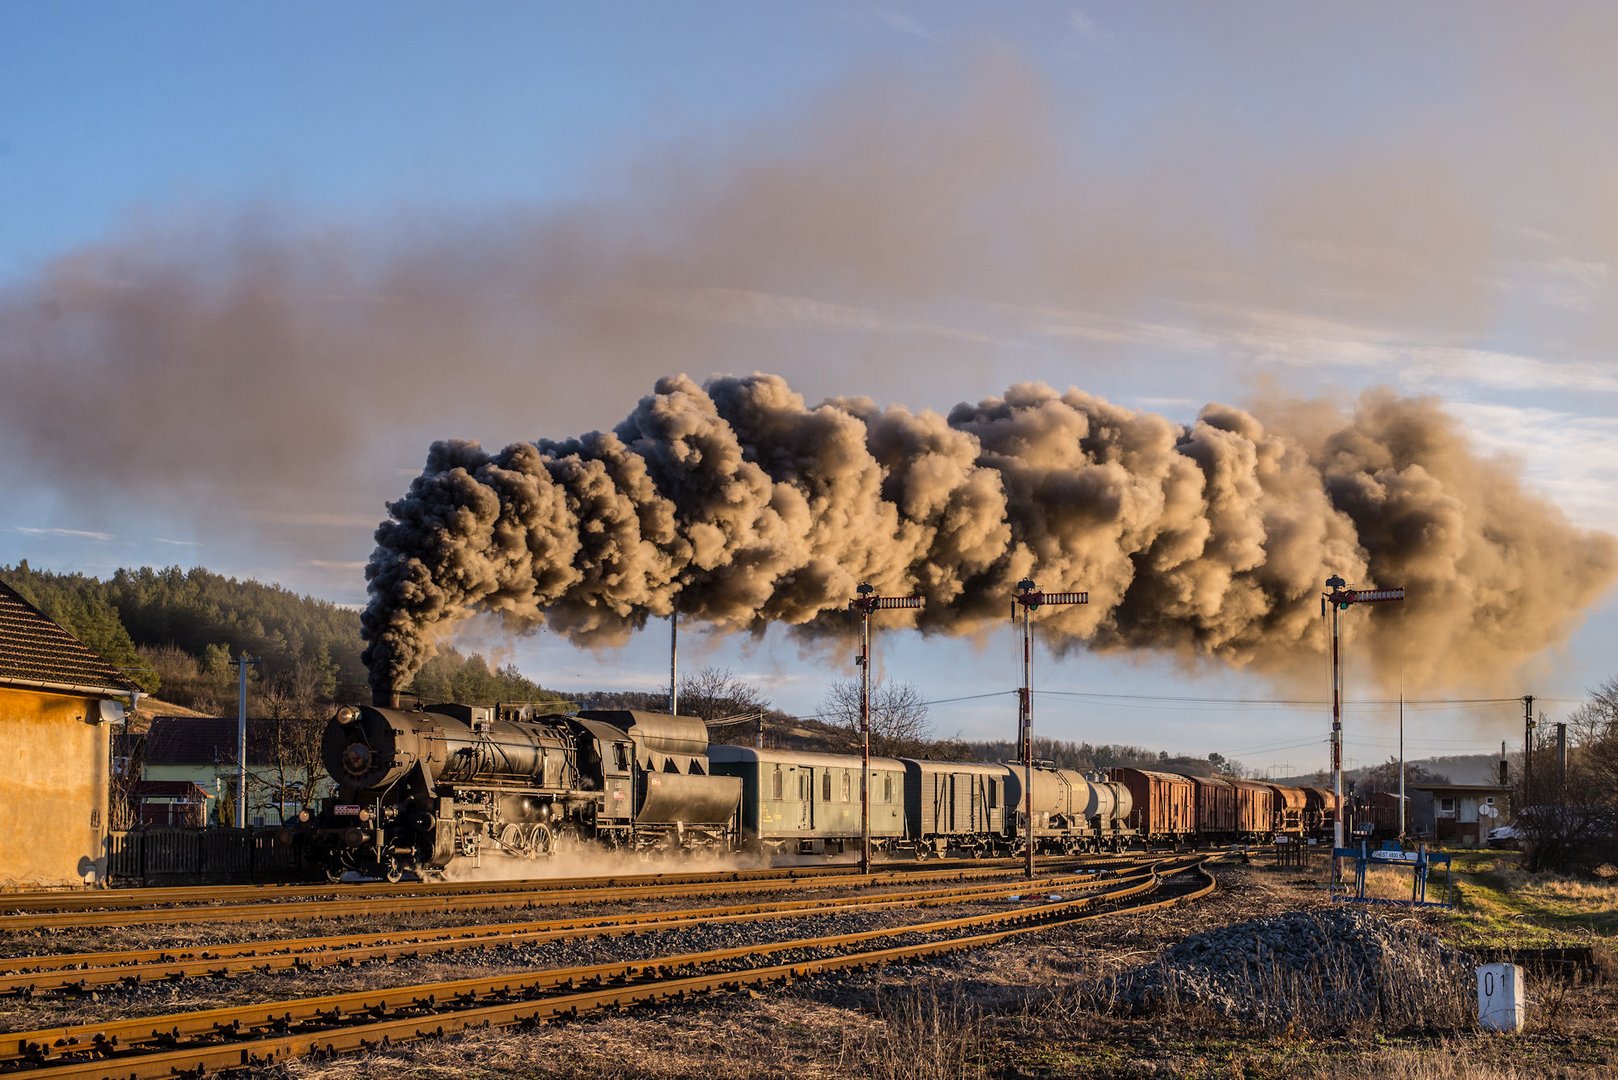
[1012,579,1088,879]
[1397,690,1406,841]
[1322,577,1404,872]
[1522,694,1535,811]
[848,584,922,874]
[669,613,678,716]
[229,652,260,829]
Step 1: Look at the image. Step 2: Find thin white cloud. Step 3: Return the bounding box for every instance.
[306,559,368,571]
[250,510,377,529]
[153,537,200,546]
[873,8,934,41]
[618,286,1005,345]
[1032,301,1618,397]
[1445,401,1618,535]
[14,526,115,542]
[1067,9,1106,45]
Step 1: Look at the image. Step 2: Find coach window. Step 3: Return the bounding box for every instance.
[842,771,852,802]
[772,766,784,801]
[823,772,832,802]
[883,774,893,803]
[987,779,998,809]
[613,743,630,772]
[800,772,811,801]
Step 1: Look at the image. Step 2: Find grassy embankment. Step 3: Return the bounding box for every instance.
[1359,849,1618,951]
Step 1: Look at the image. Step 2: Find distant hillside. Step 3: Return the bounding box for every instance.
[0,562,562,710]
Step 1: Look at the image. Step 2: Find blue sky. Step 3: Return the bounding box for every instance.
[3,3,1616,773]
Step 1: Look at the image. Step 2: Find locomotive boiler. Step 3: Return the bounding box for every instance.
[302,700,740,881]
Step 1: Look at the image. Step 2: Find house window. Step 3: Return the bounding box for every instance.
[1485,796,1495,806]
[771,766,783,801]
[1438,796,1456,814]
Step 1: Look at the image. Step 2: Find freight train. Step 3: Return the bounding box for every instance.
[298,700,1337,880]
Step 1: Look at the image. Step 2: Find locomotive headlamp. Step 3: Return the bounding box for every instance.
[335,706,360,725]
[297,809,312,823]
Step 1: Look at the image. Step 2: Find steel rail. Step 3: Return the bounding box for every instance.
[5,859,1210,1076]
[0,857,1146,933]
[0,862,1166,996]
[3,854,1216,1075]
[0,853,1148,914]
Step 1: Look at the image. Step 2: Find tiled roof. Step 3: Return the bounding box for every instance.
[0,578,140,695]
[144,716,293,766]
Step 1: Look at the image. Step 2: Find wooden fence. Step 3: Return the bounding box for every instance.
[106,827,316,884]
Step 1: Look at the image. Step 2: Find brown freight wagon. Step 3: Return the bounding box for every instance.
[1266,783,1308,835]
[1228,779,1277,838]
[1109,768,1195,843]
[1303,786,1339,836]
[1179,774,1236,835]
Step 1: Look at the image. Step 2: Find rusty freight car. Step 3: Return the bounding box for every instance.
[1109,767,1195,844]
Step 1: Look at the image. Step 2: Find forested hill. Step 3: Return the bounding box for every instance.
[0,562,561,711]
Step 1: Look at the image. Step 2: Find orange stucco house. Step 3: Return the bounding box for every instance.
[0,579,140,889]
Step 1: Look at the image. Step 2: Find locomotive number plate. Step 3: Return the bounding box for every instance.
[334,804,362,816]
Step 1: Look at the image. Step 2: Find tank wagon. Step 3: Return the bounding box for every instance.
[1001,765,1133,852]
[300,702,740,880]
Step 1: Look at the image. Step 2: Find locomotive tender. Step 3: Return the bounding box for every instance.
[300,698,1338,879]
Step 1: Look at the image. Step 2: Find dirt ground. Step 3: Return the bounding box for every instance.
[250,857,1618,1079]
[8,857,1613,1078]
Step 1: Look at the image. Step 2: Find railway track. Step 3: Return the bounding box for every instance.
[0,854,1157,933]
[0,857,1215,1077]
[0,862,1154,996]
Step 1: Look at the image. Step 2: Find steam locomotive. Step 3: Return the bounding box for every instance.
[299,700,742,881]
[299,698,1339,880]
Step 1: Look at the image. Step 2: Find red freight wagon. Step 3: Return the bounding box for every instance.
[1180,773,1236,835]
[1109,768,1195,842]
[1303,786,1338,836]
[1228,778,1277,838]
[1266,783,1308,835]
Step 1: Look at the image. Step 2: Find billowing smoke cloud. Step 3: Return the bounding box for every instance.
[361,373,1617,696]
[6,28,1618,583]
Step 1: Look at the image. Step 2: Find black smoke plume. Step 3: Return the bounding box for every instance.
[361,374,1617,696]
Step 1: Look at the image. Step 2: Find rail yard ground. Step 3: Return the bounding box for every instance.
[1,853,1614,1079]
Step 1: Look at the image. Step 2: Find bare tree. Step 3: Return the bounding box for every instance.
[255,657,333,823]
[1521,677,1618,871]
[819,677,932,756]
[676,665,770,723]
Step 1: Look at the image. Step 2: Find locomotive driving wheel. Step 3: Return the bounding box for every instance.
[525,822,554,858]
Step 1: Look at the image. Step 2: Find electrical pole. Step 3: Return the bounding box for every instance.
[848,584,922,875]
[1522,694,1534,810]
[1012,579,1087,879]
[1398,690,1406,841]
[669,613,678,716]
[229,652,260,830]
[1322,577,1404,875]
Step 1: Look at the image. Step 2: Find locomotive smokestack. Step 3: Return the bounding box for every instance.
[372,688,400,709]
